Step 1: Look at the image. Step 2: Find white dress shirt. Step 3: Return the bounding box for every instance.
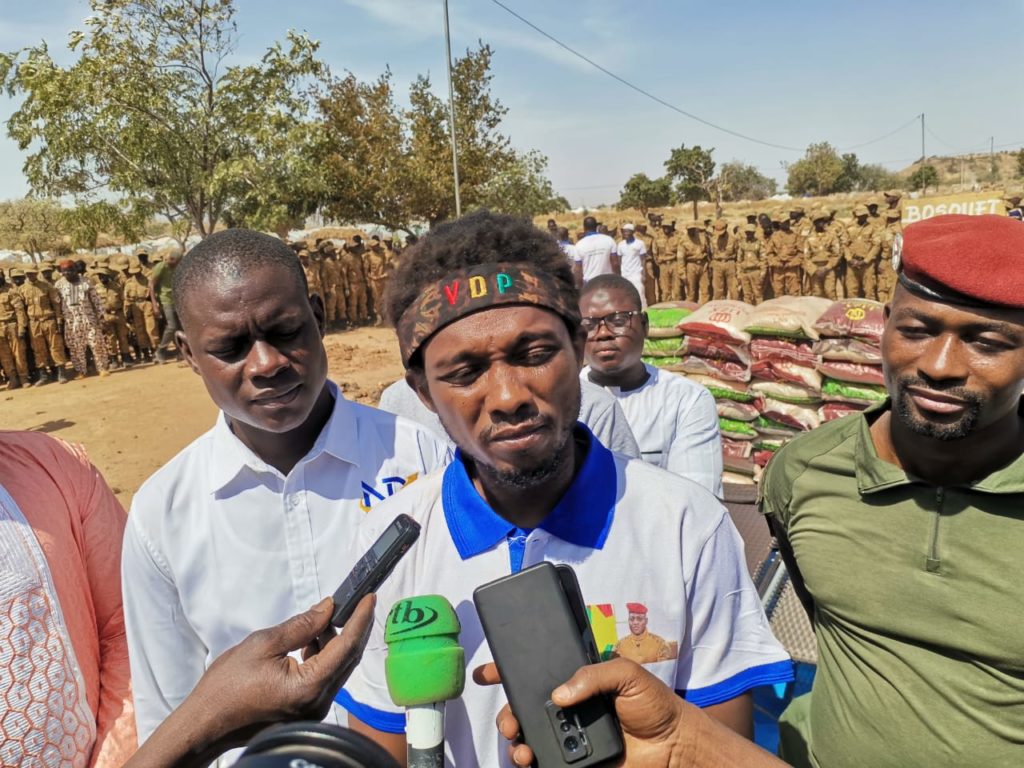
[583,364,723,497]
[574,232,618,282]
[122,381,451,744]
[616,236,648,307]
[378,376,641,458]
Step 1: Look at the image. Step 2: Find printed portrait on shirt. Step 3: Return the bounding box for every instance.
[588,601,679,665]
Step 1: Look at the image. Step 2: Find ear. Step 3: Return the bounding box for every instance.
[176,330,201,376]
[406,368,437,414]
[571,323,587,371]
[309,293,326,338]
[640,311,650,335]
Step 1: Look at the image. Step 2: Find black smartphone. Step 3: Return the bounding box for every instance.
[329,513,420,628]
[474,563,623,767]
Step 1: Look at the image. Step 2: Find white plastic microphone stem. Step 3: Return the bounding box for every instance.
[406,702,445,768]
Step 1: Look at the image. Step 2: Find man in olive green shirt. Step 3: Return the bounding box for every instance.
[149,247,182,363]
[761,214,1024,768]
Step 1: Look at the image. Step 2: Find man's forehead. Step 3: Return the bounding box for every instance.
[425,305,568,356]
[891,287,1024,332]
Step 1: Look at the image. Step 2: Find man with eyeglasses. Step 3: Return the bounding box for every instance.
[580,274,723,496]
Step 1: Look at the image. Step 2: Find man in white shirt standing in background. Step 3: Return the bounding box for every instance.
[121,229,450,748]
[616,223,648,308]
[573,215,619,284]
[580,274,723,496]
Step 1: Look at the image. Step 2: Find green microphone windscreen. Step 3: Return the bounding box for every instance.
[384,595,465,706]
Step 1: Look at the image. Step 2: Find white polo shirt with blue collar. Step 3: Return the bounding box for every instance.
[338,426,792,768]
[122,381,451,745]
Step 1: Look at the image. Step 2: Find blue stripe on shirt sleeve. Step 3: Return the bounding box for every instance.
[678,660,794,708]
[335,688,406,734]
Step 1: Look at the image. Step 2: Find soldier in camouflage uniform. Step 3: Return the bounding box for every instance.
[0,269,29,389]
[678,221,710,304]
[845,205,882,299]
[635,223,658,307]
[652,221,680,302]
[766,215,804,297]
[876,208,903,303]
[123,263,158,361]
[94,267,135,368]
[298,248,323,301]
[736,223,766,305]
[803,210,843,298]
[708,219,739,300]
[319,241,345,331]
[18,264,68,385]
[343,236,370,325]
[365,235,389,326]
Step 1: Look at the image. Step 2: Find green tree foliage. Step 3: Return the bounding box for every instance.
[664,144,715,219]
[786,142,844,196]
[1016,148,1024,178]
[715,161,777,202]
[0,0,326,238]
[855,163,902,193]
[617,173,673,215]
[908,164,939,194]
[319,43,555,229]
[0,198,66,257]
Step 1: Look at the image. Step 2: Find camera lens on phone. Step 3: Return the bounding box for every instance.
[560,721,572,733]
[564,736,580,752]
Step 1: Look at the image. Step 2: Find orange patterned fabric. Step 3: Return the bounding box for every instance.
[0,431,136,767]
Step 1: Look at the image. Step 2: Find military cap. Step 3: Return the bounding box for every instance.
[133,247,149,258]
[9,267,25,278]
[713,219,728,232]
[789,205,805,214]
[1003,190,1023,205]
[852,204,869,217]
[150,253,164,264]
[895,214,1024,309]
[684,221,703,230]
[24,264,40,274]
[127,265,142,275]
[770,211,786,224]
[883,190,902,201]
[297,248,310,258]
[319,240,336,252]
[811,208,830,222]
[743,223,758,234]
[866,197,882,209]
[40,258,56,270]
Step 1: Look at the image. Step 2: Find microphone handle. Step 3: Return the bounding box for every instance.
[406,702,445,768]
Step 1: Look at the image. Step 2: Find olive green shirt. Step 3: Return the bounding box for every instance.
[760,402,1024,768]
[150,261,175,305]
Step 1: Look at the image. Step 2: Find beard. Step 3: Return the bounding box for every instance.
[893,375,984,441]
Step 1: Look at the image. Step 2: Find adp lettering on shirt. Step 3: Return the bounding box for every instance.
[442,273,514,305]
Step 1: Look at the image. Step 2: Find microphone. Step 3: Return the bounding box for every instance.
[384,596,465,768]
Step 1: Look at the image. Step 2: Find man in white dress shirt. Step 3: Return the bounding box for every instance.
[121,229,450,745]
[616,223,648,307]
[574,215,619,284]
[580,274,723,496]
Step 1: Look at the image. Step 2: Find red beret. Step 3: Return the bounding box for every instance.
[896,214,1024,309]
[626,602,648,615]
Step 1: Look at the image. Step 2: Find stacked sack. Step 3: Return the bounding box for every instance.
[812,299,888,421]
[640,301,699,368]
[742,297,833,469]
[674,301,758,478]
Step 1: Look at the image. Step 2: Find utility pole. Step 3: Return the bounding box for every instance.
[920,113,925,163]
[443,0,462,218]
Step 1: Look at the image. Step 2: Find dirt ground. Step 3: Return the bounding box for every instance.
[0,327,406,508]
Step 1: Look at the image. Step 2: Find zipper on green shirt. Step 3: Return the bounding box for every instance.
[925,487,944,573]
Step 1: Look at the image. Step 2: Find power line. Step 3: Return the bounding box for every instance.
[487,0,804,152]
[838,115,921,151]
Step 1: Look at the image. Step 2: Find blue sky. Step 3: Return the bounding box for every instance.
[1,0,1022,207]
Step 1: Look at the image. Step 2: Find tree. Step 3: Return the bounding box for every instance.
[617,173,673,215]
[0,198,66,258]
[715,162,777,202]
[1016,148,1024,178]
[786,142,844,196]
[0,0,327,239]
[664,144,715,219]
[908,164,939,194]
[319,42,556,230]
[855,163,902,193]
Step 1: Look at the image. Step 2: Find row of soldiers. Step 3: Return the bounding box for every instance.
[632,192,905,306]
[289,233,406,328]
[0,249,168,389]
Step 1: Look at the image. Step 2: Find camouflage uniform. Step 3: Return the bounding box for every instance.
[635,225,658,306]
[0,275,29,387]
[18,268,68,379]
[364,239,389,325]
[803,213,843,298]
[652,226,680,302]
[708,221,739,301]
[123,267,160,354]
[736,225,766,305]
[94,268,134,366]
[678,225,710,304]
[845,206,882,300]
[319,244,346,328]
[876,211,903,303]
[343,240,370,324]
[300,251,323,300]
[766,220,804,297]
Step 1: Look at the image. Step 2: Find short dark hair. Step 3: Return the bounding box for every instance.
[579,274,642,311]
[172,229,307,319]
[583,216,598,231]
[383,210,578,366]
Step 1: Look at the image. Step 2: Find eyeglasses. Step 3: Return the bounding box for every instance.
[580,310,642,336]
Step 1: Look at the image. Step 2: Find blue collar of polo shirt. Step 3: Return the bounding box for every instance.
[441,425,617,560]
